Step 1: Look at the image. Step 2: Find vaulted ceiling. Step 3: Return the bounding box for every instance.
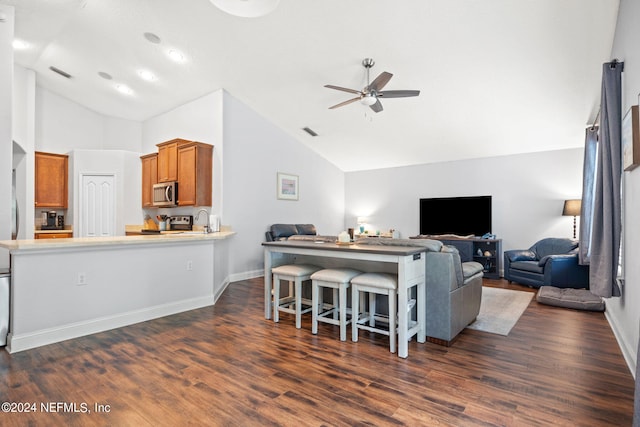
[4,0,619,171]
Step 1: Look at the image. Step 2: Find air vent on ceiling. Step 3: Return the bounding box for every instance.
[49,66,72,79]
[302,127,318,137]
[144,32,161,44]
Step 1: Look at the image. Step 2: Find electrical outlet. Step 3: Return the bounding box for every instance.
[77,272,87,286]
[186,260,193,271]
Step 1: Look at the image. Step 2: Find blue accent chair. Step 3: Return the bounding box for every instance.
[504,238,589,289]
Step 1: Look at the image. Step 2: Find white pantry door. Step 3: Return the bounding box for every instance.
[80,174,116,237]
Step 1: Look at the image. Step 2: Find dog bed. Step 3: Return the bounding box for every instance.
[536,286,605,312]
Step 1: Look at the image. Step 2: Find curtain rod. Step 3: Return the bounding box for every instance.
[609,58,624,71]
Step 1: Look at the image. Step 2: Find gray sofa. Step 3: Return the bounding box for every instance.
[265,223,336,242]
[355,237,483,346]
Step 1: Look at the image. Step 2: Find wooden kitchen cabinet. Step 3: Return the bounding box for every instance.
[156,138,189,182]
[177,142,213,206]
[35,232,73,239]
[35,151,68,208]
[140,153,158,207]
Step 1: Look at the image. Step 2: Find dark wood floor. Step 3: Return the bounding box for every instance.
[0,278,635,426]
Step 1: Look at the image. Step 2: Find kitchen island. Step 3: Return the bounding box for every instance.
[0,231,234,353]
[263,240,427,358]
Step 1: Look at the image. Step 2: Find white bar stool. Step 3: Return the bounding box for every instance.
[272,264,321,328]
[311,268,362,341]
[351,272,398,353]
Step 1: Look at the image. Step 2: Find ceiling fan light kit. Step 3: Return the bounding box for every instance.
[325,58,420,113]
[360,94,377,106]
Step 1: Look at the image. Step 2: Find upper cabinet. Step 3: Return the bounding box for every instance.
[142,139,213,208]
[156,138,188,182]
[35,151,68,208]
[140,153,158,208]
[177,142,213,207]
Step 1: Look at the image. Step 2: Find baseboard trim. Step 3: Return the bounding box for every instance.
[228,269,264,283]
[605,310,637,378]
[214,277,232,303]
[7,295,214,354]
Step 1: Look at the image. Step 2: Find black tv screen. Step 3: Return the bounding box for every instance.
[419,196,492,237]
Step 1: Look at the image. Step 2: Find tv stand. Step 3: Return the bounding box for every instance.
[418,236,502,279]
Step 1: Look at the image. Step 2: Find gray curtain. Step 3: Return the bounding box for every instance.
[579,126,598,265]
[634,328,640,426]
[583,61,623,298]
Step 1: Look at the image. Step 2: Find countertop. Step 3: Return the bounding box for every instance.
[262,239,427,256]
[0,230,235,252]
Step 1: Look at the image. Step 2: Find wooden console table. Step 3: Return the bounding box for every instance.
[262,240,426,358]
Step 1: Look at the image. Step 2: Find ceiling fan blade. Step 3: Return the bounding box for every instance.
[329,97,361,109]
[324,85,361,95]
[378,90,420,98]
[367,72,393,92]
[369,99,384,113]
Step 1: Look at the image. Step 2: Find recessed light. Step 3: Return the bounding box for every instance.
[167,49,185,63]
[137,69,156,81]
[115,84,133,95]
[98,71,112,80]
[143,32,161,44]
[12,39,29,50]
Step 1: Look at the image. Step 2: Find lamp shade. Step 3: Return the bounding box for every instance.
[356,216,368,224]
[562,199,581,216]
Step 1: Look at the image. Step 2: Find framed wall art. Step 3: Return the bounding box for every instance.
[623,105,639,171]
[277,172,299,200]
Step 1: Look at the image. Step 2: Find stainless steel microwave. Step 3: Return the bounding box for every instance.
[153,182,178,207]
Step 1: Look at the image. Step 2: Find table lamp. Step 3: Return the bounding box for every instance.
[357,217,367,234]
[562,199,581,239]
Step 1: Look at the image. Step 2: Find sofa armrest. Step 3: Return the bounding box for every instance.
[505,249,536,262]
[543,255,590,288]
[538,253,576,266]
[265,231,274,242]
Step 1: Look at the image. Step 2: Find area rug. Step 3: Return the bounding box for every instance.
[466,287,534,336]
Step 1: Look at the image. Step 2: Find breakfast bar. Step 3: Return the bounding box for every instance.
[0,231,234,353]
[263,240,427,358]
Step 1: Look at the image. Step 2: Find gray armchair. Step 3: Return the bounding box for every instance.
[358,237,484,346]
[425,246,484,346]
[504,238,589,289]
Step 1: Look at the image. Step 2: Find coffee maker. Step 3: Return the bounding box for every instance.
[41,211,60,230]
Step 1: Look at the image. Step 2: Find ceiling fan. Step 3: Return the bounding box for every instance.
[324,58,420,113]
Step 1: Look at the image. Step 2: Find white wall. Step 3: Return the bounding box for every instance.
[345,148,584,254]
[608,0,640,375]
[222,92,345,278]
[12,66,36,239]
[0,6,14,267]
[142,90,223,217]
[35,87,142,153]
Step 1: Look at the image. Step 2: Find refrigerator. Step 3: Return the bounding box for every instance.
[0,269,8,346]
[1,170,17,345]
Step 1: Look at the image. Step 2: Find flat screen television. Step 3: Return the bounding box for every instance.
[419,196,492,237]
